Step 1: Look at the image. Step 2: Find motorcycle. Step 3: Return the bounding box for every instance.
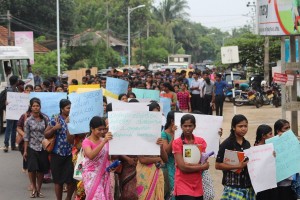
[233,90,250,106]
[272,84,281,107]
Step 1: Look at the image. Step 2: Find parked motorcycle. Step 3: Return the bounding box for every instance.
[272,84,281,107]
[234,90,250,106]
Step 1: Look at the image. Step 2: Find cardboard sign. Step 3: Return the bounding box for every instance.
[6,92,29,120]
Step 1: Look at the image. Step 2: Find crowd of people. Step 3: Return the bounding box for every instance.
[2,68,299,200]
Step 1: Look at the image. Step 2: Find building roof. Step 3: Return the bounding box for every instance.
[0,25,50,53]
[69,29,127,47]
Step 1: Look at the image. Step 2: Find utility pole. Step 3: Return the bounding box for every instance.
[147,21,149,39]
[7,10,11,46]
[264,37,270,85]
[106,1,110,49]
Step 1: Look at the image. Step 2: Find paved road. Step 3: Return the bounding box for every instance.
[0,102,296,199]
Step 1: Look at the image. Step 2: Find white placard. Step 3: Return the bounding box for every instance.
[6,92,30,120]
[221,46,239,64]
[112,102,149,111]
[183,144,201,164]
[244,144,277,193]
[108,111,161,155]
[174,113,223,154]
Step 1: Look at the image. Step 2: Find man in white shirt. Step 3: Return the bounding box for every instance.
[190,72,202,112]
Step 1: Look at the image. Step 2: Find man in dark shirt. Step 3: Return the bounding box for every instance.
[214,73,228,116]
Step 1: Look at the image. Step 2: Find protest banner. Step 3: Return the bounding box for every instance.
[160,97,171,118]
[176,69,194,78]
[174,113,223,154]
[108,111,161,155]
[132,88,160,101]
[106,77,128,95]
[112,102,149,111]
[68,90,103,134]
[30,92,67,118]
[69,84,100,93]
[76,88,99,94]
[244,143,277,193]
[6,92,30,120]
[102,88,118,99]
[266,130,300,182]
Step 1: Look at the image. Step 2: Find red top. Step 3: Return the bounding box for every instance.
[172,135,207,197]
[177,91,190,110]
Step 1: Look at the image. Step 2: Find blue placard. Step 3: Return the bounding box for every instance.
[106,77,129,95]
[68,90,103,134]
[160,97,171,118]
[29,92,67,118]
[266,130,300,182]
[132,88,160,102]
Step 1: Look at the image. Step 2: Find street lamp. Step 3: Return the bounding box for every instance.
[56,0,61,76]
[128,5,145,68]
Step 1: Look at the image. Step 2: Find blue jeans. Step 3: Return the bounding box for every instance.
[4,120,17,147]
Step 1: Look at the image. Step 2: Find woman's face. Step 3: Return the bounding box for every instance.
[278,123,290,135]
[120,95,128,102]
[263,131,274,140]
[181,119,195,136]
[56,87,64,92]
[103,102,107,113]
[24,87,32,93]
[180,84,186,90]
[129,94,135,99]
[92,125,107,138]
[61,104,71,116]
[31,102,41,113]
[174,86,179,93]
[34,86,42,92]
[233,120,248,137]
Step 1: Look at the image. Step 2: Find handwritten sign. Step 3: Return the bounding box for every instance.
[68,90,103,134]
[106,77,128,95]
[102,88,118,99]
[108,111,161,155]
[160,97,171,118]
[6,92,30,120]
[174,113,223,154]
[69,84,100,93]
[112,102,149,111]
[132,88,160,101]
[30,92,67,118]
[266,130,300,182]
[244,144,277,193]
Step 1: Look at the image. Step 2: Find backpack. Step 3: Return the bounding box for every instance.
[0,88,8,111]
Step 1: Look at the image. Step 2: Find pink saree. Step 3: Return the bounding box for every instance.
[82,140,112,200]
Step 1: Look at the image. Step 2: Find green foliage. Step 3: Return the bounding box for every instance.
[32,49,70,79]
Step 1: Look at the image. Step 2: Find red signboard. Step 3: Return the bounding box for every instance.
[273,73,288,85]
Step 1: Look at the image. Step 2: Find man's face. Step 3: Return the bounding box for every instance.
[101,80,106,88]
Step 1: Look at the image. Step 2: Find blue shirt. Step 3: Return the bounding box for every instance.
[51,115,73,156]
[215,81,228,95]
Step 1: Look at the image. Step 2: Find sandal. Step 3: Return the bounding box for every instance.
[30,191,36,198]
[36,191,44,198]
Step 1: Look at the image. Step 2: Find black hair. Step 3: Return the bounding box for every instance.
[25,84,33,90]
[192,110,204,115]
[127,92,136,98]
[59,99,71,114]
[180,114,196,140]
[106,103,112,112]
[165,69,171,72]
[216,73,222,78]
[9,75,19,86]
[71,79,78,85]
[165,111,175,130]
[43,80,51,87]
[89,116,106,129]
[103,96,107,104]
[148,102,160,111]
[254,124,272,145]
[118,93,127,100]
[129,98,139,103]
[55,85,64,91]
[229,114,248,138]
[205,77,211,85]
[274,119,289,136]
[86,69,91,74]
[34,85,42,90]
[27,97,41,113]
[162,82,174,92]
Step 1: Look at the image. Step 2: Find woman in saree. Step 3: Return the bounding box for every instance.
[82,116,113,200]
[136,138,168,200]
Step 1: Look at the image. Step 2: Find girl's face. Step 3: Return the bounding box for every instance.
[129,94,135,99]
[103,102,107,113]
[25,87,32,93]
[61,104,71,116]
[34,86,42,92]
[278,123,290,135]
[181,119,196,136]
[174,86,179,93]
[233,120,248,137]
[92,125,107,138]
[180,84,186,90]
[152,107,160,112]
[56,87,63,92]
[263,131,274,140]
[120,95,128,102]
[31,102,41,113]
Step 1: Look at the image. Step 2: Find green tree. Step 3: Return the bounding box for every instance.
[33,49,70,79]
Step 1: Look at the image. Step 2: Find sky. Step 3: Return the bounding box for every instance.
[155,0,256,32]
